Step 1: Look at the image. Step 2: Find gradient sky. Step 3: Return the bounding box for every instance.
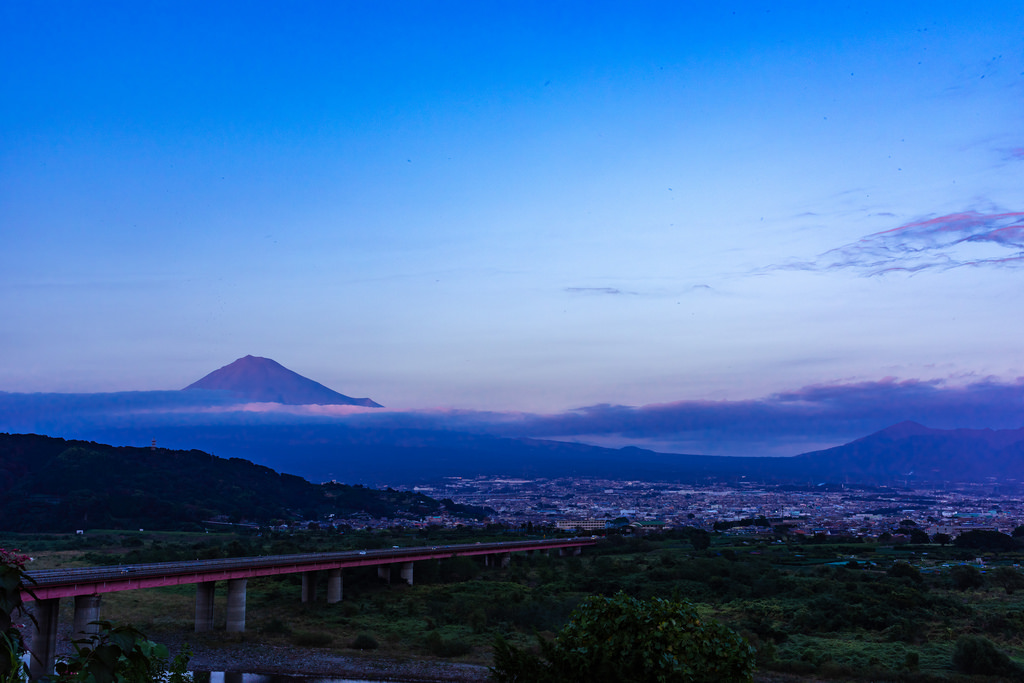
[3,2,1023,423]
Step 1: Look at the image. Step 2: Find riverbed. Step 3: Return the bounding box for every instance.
[183,640,490,683]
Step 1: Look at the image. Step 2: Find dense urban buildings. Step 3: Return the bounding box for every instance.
[356,477,1022,541]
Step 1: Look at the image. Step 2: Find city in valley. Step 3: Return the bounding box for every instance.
[315,476,1024,542]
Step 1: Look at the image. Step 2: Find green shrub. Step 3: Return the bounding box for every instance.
[57,621,192,683]
[991,565,1024,594]
[952,635,1023,677]
[491,593,754,683]
[424,631,472,657]
[949,564,984,591]
[292,631,333,647]
[263,618,291,635]
[887,561,922,584]
[766,658,817,676]
[350,633,379,650]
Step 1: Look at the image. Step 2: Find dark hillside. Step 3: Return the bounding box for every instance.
[0,432,484,532]
[789,421,1024,485]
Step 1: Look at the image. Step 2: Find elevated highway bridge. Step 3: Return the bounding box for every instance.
[22,537,596,678]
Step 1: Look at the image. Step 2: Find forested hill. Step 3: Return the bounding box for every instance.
[0,432,487,532]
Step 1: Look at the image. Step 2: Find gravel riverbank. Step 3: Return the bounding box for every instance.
[57,629,802,682]
[169,637,491,682]
[52,630,490,683]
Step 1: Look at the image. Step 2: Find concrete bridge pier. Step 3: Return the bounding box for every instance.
[399,562,414,586]
[72,594,102,642]
[327,569,343,603]
[226,579,247,633]
[377,566,391,584]
[301,571,318,603]
[27,598,60,680]
[559,547,582,557]
[195,581,215,632]
[501,552,512,568]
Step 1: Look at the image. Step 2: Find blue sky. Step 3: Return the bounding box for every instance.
[2,2,1023,455]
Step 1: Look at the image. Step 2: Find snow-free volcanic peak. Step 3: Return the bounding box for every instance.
[183,355,382,407]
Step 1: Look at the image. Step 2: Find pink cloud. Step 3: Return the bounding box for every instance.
[797,209,1024,274]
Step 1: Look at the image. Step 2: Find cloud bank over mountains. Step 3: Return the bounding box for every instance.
[3,376,1022,459]
[332,376,1024,456]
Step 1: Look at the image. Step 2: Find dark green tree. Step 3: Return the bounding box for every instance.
[991,566,1024,595]
[909,528,930,544]
[490,593,754,683]
[949,564,985,591]
[887,561,923,584]
[952,635,1024,677]
[954,529,1017,552]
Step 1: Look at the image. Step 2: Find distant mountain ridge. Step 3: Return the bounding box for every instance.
[786,420,1024,485]
[871,420,1024,449]
[62,420,1024,488]
[184,355,382,407]
[3,418,1024,490]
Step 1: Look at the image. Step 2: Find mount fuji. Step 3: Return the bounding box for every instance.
[184,355,382,407]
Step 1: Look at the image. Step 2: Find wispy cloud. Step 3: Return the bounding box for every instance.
[782,210,1024,275]
[188,402,379,417]
[565,287,627,295]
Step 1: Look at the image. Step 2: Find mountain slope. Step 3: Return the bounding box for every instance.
[183,355,382,407]
[0,432,485,531]
[78,420,802,486]
[790,422,1024,484]
[68,418,1024,488]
